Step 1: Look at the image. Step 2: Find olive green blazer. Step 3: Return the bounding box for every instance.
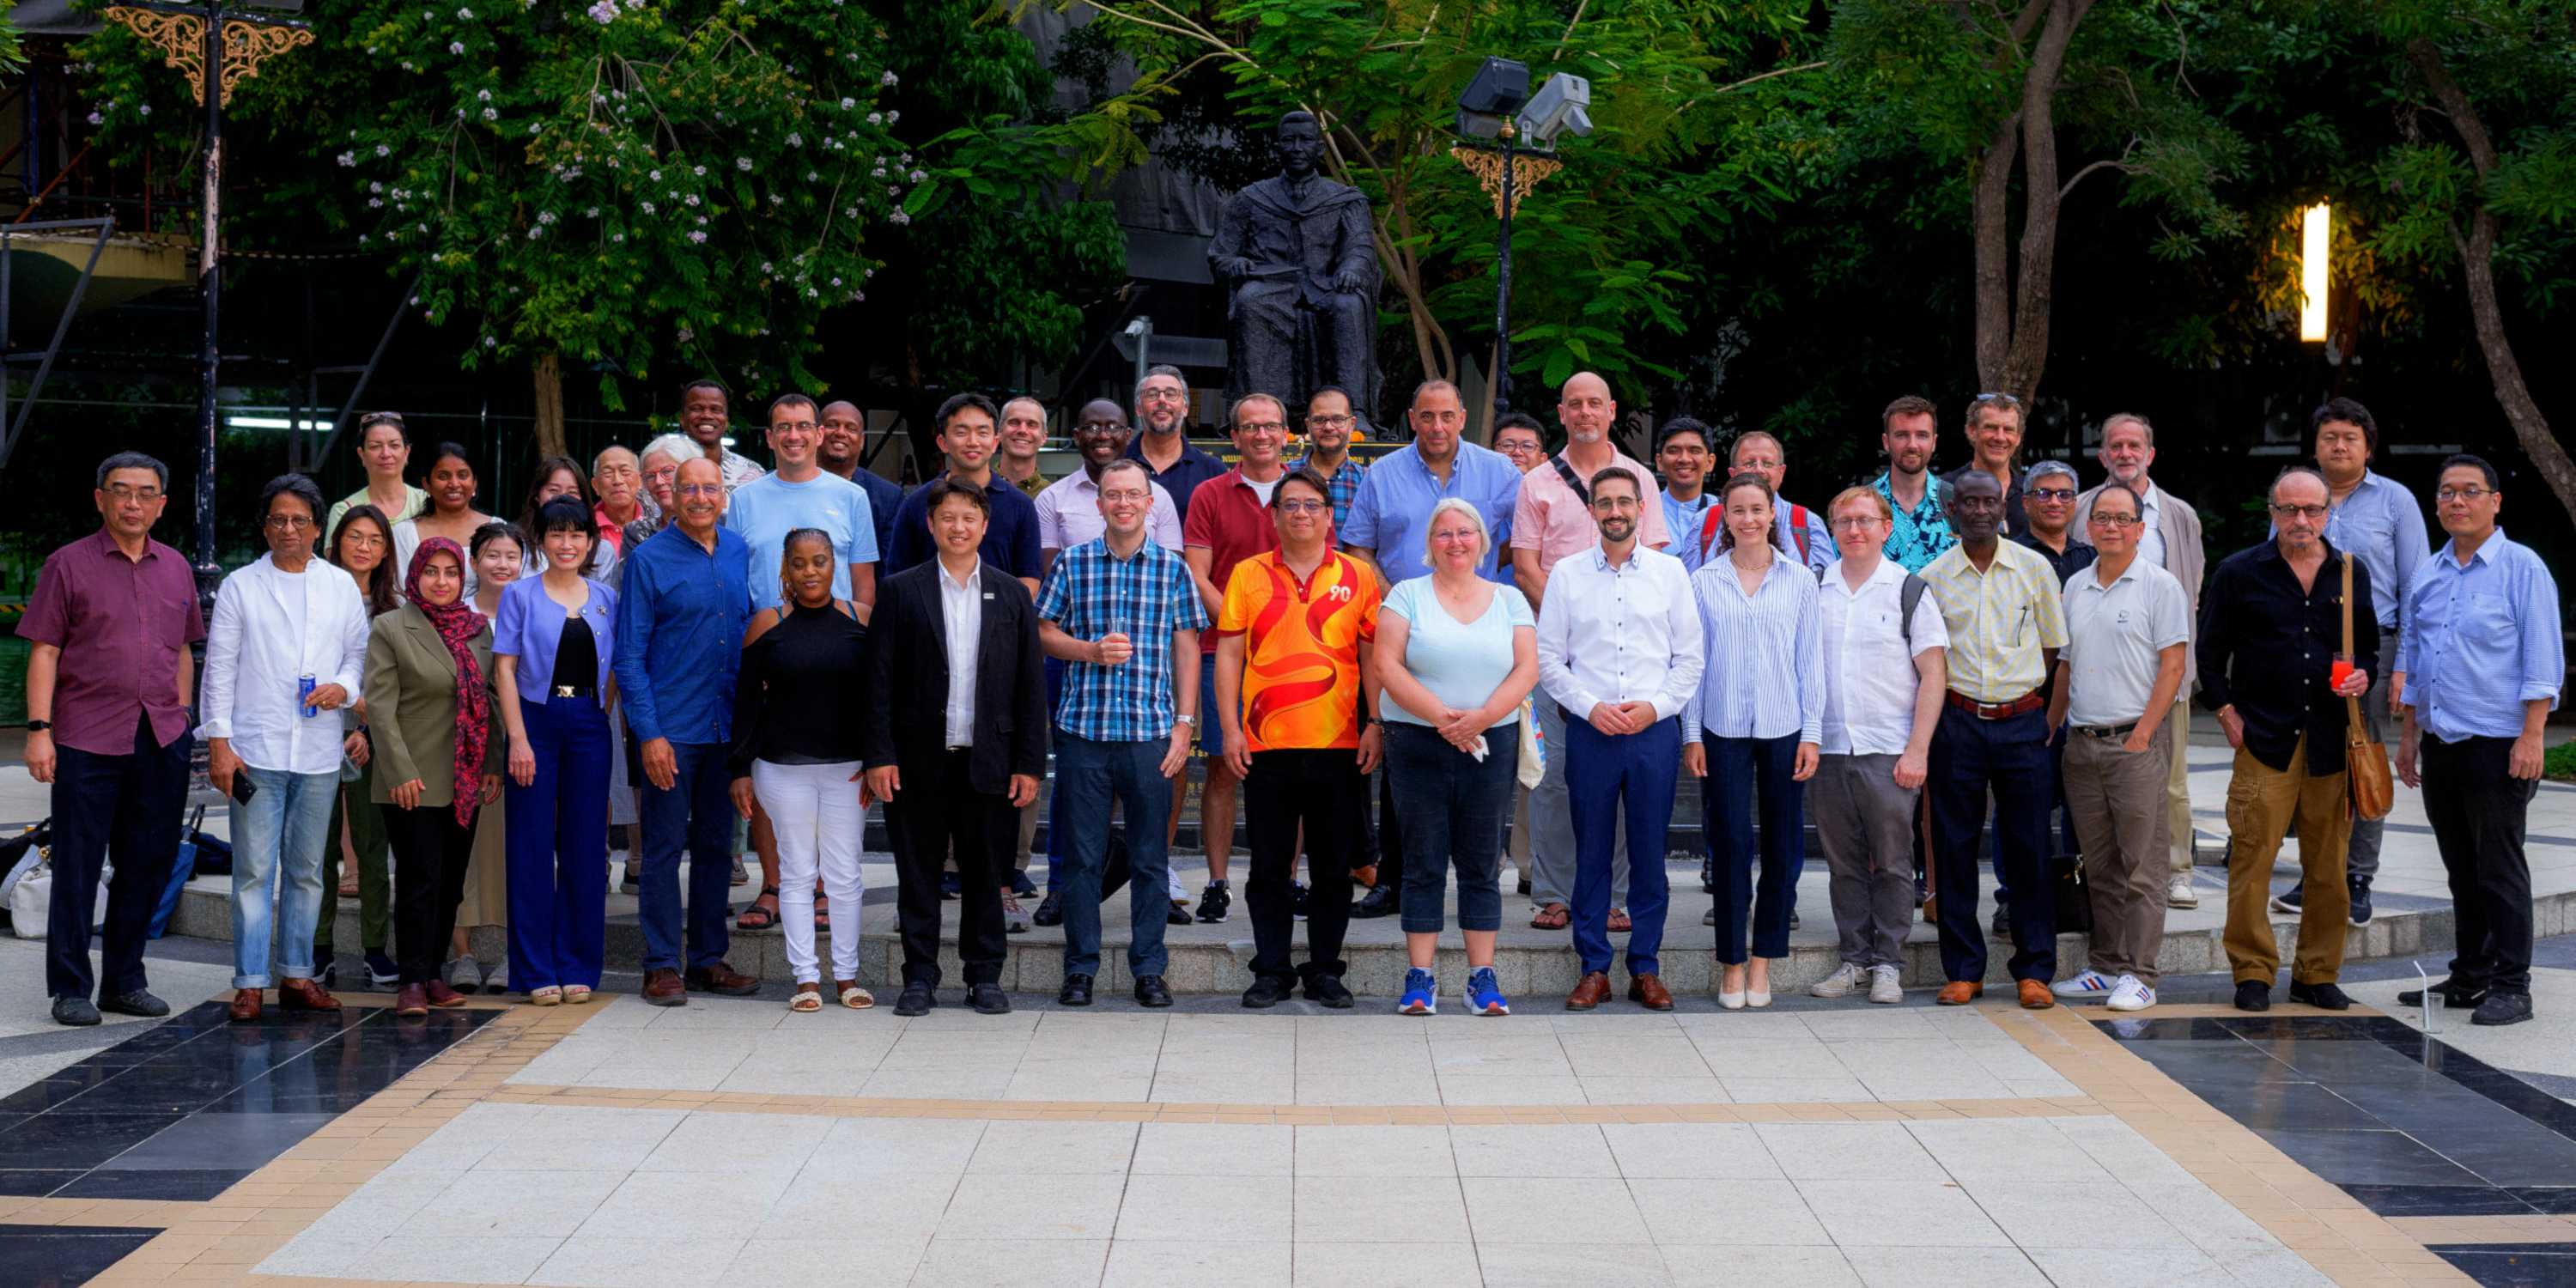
[361,605,505,808]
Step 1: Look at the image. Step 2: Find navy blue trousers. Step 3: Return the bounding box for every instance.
[1928,703,2057,984]
[1564,714,1679,978]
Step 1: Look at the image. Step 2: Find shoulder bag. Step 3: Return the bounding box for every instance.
[2342,553,2394,821]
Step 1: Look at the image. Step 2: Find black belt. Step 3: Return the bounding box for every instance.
[2073,721,2139,740]
[552,684,597,699]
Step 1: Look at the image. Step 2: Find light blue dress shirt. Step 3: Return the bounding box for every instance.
[1682,552,1825,744]
[2394,528,2563,744]
[2324,470,2430,634]
[1662,489,1719,574]
[1341,441,1523,586]
[492,575,617,708]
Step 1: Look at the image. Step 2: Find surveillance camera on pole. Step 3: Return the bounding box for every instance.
[1516,75,1592,150]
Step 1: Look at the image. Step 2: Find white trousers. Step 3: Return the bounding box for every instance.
[752,759,864,982]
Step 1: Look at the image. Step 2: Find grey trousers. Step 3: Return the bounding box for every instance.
[1811,753,1917,969]
[2065,723,2173,985]
[2344,626,2401,882]
[1528,698,1628,909]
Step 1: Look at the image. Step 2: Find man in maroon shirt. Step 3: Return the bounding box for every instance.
[1178,393,1297,922]
[21,453,206,1026]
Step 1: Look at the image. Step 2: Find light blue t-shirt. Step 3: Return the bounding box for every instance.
[722,471,880,611]
[1379,574,1534,727]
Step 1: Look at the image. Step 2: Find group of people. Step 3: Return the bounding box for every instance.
[18,371,2561,1028]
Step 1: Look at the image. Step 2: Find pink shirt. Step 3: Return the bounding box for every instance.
[1509,450,1671,577]
[18,530,206,755]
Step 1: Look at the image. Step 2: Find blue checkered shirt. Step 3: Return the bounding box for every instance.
[1033,537,1212,743]
[1292,453,1370,529]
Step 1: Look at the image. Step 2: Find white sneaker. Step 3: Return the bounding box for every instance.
[2052,969,2115,999]
[1809,963,1866,999]
[2107,975,2156,1012]
[483,959,509,995]
[1868,966,1903,1005]
[2166,876,2199,908]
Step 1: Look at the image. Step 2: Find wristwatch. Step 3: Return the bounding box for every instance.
[1175,714,1199,727]
[25,720,49,732]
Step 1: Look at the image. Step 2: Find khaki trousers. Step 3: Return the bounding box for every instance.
[2221,736,2351,985]
[2064,724,2172,984]
[2166,698,2196,875]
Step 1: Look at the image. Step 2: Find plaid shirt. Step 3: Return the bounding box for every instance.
[1033,537,1212,743]
[1291,453,1370,529]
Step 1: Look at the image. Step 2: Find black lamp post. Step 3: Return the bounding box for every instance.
[1452,58,1590,418]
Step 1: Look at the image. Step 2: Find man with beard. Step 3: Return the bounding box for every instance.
[677,379,764,492]
[1873,395,1954,574]
[1291,385,1370,528]
[1655,417,1718,574]
[1126,365,1230,519]
[999,397,1053,500]
[817,399,903,562]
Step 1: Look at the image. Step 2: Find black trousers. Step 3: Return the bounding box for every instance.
[46,714,191,1000]
[888,749,1011,988]
[381,802,476,986]
[1244,749,1364,982]
[1375,769,1406,893]
[2423,734,2540,995]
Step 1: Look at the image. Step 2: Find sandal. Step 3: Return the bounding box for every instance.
[789,983,823,1013]
[837,981,874,1010]
[528,986,563,1007]
[735,886,781,931]
[1607,908,1633,933]
[563,985,592,1005]
[1530,903,1570,930]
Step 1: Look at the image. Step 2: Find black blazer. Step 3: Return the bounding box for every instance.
[860,559,1048,795]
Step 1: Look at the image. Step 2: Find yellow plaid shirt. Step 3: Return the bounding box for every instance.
[1920,539,2069,702]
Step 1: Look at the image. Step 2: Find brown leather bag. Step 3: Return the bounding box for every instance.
[2342,554,2394,821]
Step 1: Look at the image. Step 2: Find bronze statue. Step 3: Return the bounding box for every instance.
[1209,112,1379,421]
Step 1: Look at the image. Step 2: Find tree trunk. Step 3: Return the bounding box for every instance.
[1971,0,2088,403]
[532,350,567,459]
[1971,112,2020,393]
[2405,38,2576,524]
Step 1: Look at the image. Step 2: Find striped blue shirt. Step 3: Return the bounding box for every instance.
[1682,553,1825,744]
[2393,528,2562,744]
[1032,537,1212,743]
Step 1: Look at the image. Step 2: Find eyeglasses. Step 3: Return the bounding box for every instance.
[264,513,315,531]
[1139,388,1186,404]
[1236,422,1285,436]
[2029,487,2077,502]
[104,483,164,502]
[1307,415,1355,430]
[2269,503,2330,520]
[2087,513,2141,529]
[2435,486,2494,502]
[1829,516,1884,532]
[1276,498,1327,514]
[677,483,725,498]
[1099,489,1150,505]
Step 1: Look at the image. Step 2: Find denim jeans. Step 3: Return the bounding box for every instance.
[228,767,337,989]
[1054,732,1174,981]
[1384,721,1516,935]
[638,739,735,973]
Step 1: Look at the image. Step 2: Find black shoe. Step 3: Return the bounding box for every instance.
[1517,871,1532,896]
[1196,881,1231,924]
[1289,882,1309,920]
[99,990,168,1018]
[1012,868,1039,897]
[620,864,641,895]
[1304,974,1354,1009]
[2471,992,2534,1026]
[940,871,961,901]
[2397,979,2488,1010]
[1990,902,2010,940]
[1700,858,1716,894]
[1134,975,1173,1008]
[2287,981,2351,1011]
[1351,885,1399,919]
[894,982,935,1017]
[1166,901,1191,926]
[2268,884,2305,915]
[51,996,100,1027]
[366,951,399,987]
[2233,981,2271,1012]
[1032,890,1066,928]
[317,962,338,992]
[969,983,1011,1015]
[1789,908,1801,931]
[1242,975,1294,1009]
[1058,975,1095,1007]
[2348,877,2373,927]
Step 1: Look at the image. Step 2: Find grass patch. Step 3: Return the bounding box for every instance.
[2549,738,2576,783]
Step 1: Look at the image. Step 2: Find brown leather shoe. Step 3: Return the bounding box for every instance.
[1626,974,1675,1011]
[1935,981,1984,1005]
[393,983,429,1017]
[278,978,340,1012]
[424,980,469,1008]
[2017,979,2056,1010]
[228,988,263,1023]
[1565,971,1613,1011]
[686,961,760,996]
[642,967,688,1006]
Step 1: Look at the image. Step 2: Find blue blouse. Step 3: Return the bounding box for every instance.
[494,574,617,708]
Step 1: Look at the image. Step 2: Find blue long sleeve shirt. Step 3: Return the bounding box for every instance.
[2394,527,2563,744]
[2319,470,2428,636]
[611,524,752,746]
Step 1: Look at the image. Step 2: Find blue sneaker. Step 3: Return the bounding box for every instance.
[1466,967,1510,1017]
[1398,968,1437,1015]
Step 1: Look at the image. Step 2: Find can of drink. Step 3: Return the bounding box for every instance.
[299,673,318,719]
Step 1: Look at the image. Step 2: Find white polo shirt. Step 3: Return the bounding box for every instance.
[2061,556,2190,727]
[1818,557,1949,756]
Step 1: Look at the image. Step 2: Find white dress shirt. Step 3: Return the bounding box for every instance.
[1034,471,1182,552]
[1818,557,1950,756]
[1534,544,1704,725]
[2134,482,2168,570]
[197,552,371,775]
[938,556,984,748]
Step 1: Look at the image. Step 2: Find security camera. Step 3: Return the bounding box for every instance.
[1517,75,1593,149]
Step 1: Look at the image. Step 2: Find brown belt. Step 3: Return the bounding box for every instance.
[1945,688,2046,720]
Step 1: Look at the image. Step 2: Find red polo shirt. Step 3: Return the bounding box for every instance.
[1182,467,1334,655]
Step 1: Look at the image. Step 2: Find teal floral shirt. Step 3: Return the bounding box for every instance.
[1874,472,1957,573]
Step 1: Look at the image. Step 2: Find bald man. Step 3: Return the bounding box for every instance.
[817,398,903,561]
[999,397,1053,500]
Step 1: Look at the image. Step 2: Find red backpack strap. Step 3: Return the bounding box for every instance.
[1699,506,1724,560]
[1789,504,1811,562]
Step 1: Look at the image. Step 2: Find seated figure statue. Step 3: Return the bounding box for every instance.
[1209,111,1378,416]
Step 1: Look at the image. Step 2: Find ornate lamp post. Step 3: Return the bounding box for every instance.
[1452,59,1589,416]
[102,0,313,605]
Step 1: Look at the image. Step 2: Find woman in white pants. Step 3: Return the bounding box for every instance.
[728,530,871,1011]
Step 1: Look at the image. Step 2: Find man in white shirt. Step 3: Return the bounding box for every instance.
[1036,399,1183,571]
[2046,483,2190,1013]
[1535,466,1704,1012]
[1806,487,1947,1006]
[678,378,766,492]
[202,475,368,1022]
